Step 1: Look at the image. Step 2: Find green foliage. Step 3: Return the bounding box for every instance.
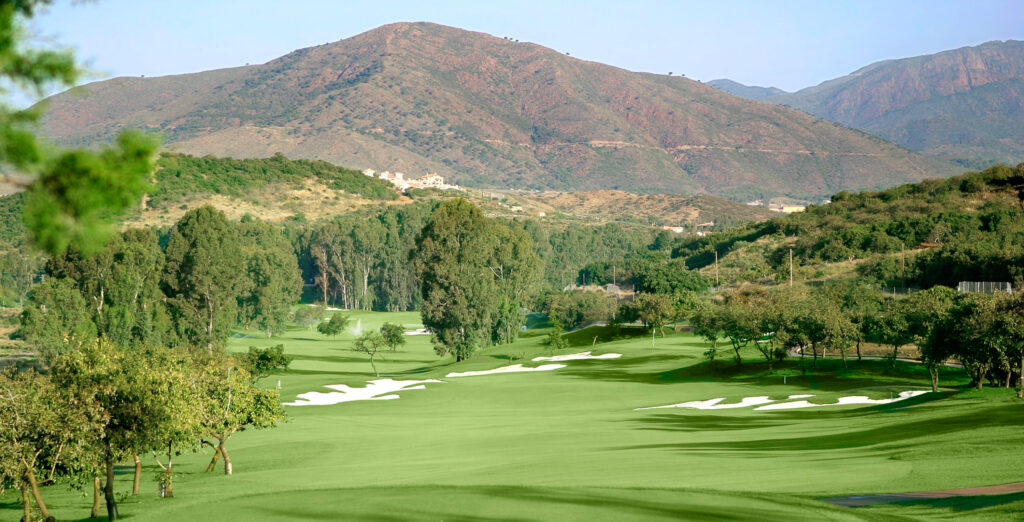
[236,219,303,337]
[541,290,618,330]
[353,330,387,377]
[317,312,349,338]
[18,278,95,361]
[545,320,568,351]
[240,344,291,383]
[624,292,675,337]
[151,152,398,207]
[293,305,324,330]
[379,322,406,351]
[162,206,245,352]
[24,131,159,256]
[413,199,499,360]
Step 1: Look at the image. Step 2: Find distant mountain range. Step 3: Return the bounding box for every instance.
[710,40,1024,169]
[38,22,959,200]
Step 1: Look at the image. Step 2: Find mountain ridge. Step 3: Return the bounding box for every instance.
[709,40,1024,168]
[38,21,959,199]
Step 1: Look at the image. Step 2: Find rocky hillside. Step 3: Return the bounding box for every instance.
[38,22,957,199]
[711,40,1024,169]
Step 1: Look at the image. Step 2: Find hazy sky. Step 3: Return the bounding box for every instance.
[29,0,1022,95]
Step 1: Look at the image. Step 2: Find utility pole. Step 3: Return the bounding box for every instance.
[714,250,719,286]
[789,248,793,287]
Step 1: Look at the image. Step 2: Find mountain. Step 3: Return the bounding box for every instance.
[37,22,958,200]
[710,40,1024,169]
[706,79,787,101]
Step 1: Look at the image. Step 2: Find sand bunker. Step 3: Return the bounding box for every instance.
[638,396,775,410]
[405,328,430,336]
[638,392,927,411]
[446,364,566,378]
[754,391,928,410]
[284,379,442,406]
[532,351,622,362]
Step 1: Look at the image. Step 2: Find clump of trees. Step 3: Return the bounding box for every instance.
[412,199,541,360]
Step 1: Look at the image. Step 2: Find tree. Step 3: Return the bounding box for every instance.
[545,319,569,351]
[354,331,387,377]
[18,278,95,361]
[240,344,291,382]
[50,342,197,521]
[293,305,324,330]
[162,206,245,353]
[865,298,914,369]
[198,358,284,475]
[0,369,104,522]
[380,322,406,351]
[1000,293,1024,398]
[237,220,303,338]
[413,199,498,361]
[630,292,675,338]
[488,224,542,344]
[317,312,349,338]
[691,301,723,361]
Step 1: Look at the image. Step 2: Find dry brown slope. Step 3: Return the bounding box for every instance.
[38,22,960,198]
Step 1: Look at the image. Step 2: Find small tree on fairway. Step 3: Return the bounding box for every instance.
[198,358,284,475]
[380,322,406,351]
[317,312,350,338]
[354,331,387,377]
[691,302,723,361]
[631,292,674,338]
[545,319,569,351]
[1000,293,1024,398]
[240,344,291,382]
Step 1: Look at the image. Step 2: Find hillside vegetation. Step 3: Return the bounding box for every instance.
[37,22,958,199]
[673,163,1024,289]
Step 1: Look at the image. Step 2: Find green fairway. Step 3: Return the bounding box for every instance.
[6,312,1024,520]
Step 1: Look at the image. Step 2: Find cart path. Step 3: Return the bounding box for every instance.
[822,482,1024,507]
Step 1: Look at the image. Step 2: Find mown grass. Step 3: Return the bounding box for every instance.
[5,313,1024,520]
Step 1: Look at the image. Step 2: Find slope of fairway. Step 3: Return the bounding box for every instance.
[6,313,1024,520]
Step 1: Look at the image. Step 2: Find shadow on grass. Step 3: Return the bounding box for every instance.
[625,402,1019,453]
[886,490,1024,511]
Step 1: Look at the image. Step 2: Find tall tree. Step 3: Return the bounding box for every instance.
[237,219,303,338]
[488,223,542,344]
[413,199,498,361]
[19,278,95,361]
[162,206,244,352]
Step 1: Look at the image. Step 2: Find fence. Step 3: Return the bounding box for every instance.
[957,281,1013,294]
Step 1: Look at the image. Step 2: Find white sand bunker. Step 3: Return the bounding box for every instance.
[638,396,776,410]
[446,364,565,378]
[754,390,928,410]
[533,351,622,362]
[637,392,927,411]
[405,328,430,336]
[284,379,442,406]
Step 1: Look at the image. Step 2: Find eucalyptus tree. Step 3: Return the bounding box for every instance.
[162,206,245,353]
[18,278,95,361]
[413,199,499,361]
[488,223,542,345]
[237,219,303,338]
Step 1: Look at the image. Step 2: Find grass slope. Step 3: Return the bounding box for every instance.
[4,312,1023,520]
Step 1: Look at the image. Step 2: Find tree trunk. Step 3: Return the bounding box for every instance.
[811,343,818,367]
[840,348,848,369]
[25,467,52,521]
[1018,351,1023,399]
[856,339,862,361]
[205,442,222,473]
[929,366,939,393]
[220,440,232,475]
[369,354,378,377]
[91,475,102,517]
[162,442,175,498]
[21,484,30,522]
[104,452,118,521]
[891,345,899,369]
[132,454,141,495]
